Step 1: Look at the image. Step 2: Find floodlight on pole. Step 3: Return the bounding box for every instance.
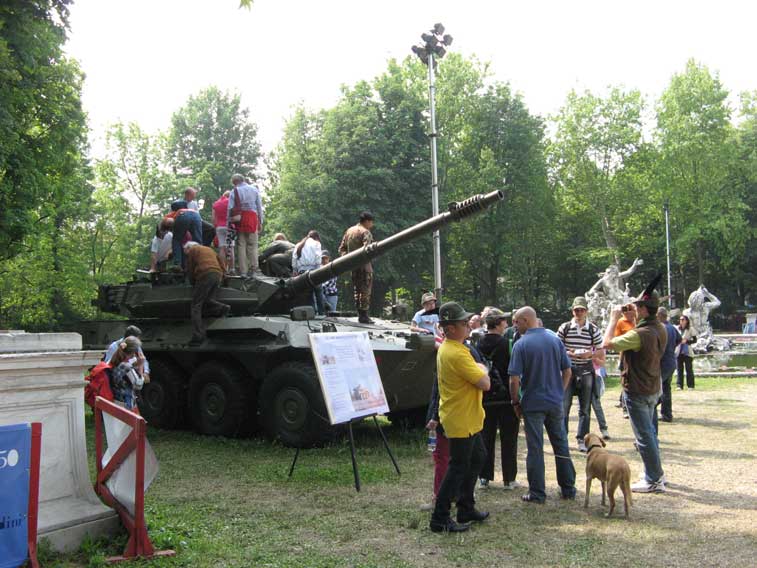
[413,23,452,302]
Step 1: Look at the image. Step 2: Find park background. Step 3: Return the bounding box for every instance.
[1,0,756,330]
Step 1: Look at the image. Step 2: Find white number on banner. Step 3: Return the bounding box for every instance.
[0,448,20,468]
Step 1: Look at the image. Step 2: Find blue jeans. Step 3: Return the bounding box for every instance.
[563,365,594,441]
[523,406,576,501]
[172,210,203,268]
[623,391,664,483]
[324,294,338,313]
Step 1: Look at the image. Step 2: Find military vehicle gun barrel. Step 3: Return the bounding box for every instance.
[289,189,504,295]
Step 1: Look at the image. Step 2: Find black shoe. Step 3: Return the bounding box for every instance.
[429,518,471,533]
[457,509,489,523]
[357,310,374,324]
[561,492,576,500]
[661,416,673,423]
[189,335,205,345]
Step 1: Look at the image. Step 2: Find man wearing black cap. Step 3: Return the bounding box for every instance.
[603,289,667,493]
[338,211,375,323]
[430,301,491,533]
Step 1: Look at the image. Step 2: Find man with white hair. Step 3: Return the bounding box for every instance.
[228,174,264,276]
[184,241,230,344]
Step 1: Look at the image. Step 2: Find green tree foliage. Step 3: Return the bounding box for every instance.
[0,0,89,260]
[167,86,261,209]
[0,0,93,329]
[267,56,553,312]
[655,59,747,294]
[550,88,645,266]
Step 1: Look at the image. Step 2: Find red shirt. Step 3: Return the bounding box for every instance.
[213,196,229,227]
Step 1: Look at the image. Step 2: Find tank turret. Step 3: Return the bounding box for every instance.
[96,190,504,318]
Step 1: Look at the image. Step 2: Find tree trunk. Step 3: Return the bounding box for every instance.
[696,241,705,286]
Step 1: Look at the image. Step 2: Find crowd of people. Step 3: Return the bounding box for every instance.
[148,175,379,342]
[421,284,692,533]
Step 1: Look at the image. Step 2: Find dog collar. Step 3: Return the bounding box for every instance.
[586,444,603,453]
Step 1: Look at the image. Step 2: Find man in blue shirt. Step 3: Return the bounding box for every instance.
[657,307,681,423]
[508,306,576,503]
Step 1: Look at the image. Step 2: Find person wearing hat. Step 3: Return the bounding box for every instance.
[476,308,521,490]
[603,286,668,493]
[430,302,491,533]
[411,292,439,335]
[338,211,375,323]
[320,250,339,313]
[557,296,604,452]
[103,324,151,384]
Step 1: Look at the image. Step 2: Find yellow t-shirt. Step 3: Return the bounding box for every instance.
[437,339,485,438]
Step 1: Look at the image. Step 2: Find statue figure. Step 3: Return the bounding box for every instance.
[683,285,730,352]
[586,258,643,331]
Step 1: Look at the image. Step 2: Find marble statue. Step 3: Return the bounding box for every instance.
[586,257,643,331]
[683,285,731,353]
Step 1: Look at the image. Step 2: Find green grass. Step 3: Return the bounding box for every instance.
[44,376,757,567]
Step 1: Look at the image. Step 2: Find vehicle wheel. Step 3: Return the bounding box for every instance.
[138,359,187,429]
[259,361,335,448]
[189,361,249,437]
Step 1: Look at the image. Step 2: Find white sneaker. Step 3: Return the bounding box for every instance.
[503,480,522,491]
[578,441,588,453]
[478,478,490,489]
[631,479,666,493]
[601,429,610,440]
[419,501,434,511]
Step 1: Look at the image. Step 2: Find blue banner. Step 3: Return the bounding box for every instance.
[0,423,31,568]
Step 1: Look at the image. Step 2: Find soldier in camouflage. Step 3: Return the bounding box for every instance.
[338,211,375,323]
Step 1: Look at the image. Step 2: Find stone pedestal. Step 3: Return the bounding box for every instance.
[0,332,119,552]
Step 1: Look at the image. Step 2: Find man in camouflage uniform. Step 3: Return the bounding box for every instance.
[338,211,375,323]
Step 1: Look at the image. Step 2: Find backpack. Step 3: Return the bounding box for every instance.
[476,337,509,404]
[84,361,114,409]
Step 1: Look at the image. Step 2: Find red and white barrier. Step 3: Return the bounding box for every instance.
[94,397,174,562]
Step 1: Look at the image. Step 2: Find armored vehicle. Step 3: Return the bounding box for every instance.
[78,190,503,447]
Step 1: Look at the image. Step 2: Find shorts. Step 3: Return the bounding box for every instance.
[215,226,229,245]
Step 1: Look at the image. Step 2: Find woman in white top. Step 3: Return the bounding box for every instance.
[150,223,173,271]
[293,230,325,314]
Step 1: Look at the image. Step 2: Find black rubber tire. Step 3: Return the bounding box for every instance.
[138,358,187,429]
[189,361,249,437]
[259,361,335,448]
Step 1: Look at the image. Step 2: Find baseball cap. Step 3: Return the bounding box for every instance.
[439,301,474,323]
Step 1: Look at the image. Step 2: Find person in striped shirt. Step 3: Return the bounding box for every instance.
[557,296,604,452]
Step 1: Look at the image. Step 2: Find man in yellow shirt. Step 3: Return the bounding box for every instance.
[430,302,491,534]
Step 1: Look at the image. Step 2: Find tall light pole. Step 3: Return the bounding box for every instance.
[413,24,453,302]
[664,199,673,307]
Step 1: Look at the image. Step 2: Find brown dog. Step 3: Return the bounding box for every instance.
[583,432,632,517]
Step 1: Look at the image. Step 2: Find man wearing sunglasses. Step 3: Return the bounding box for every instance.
[557,296,604,452]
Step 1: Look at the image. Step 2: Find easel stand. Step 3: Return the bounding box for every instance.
[288,415,400,492]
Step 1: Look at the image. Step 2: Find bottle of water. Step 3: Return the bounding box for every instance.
[427,429,437,452]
